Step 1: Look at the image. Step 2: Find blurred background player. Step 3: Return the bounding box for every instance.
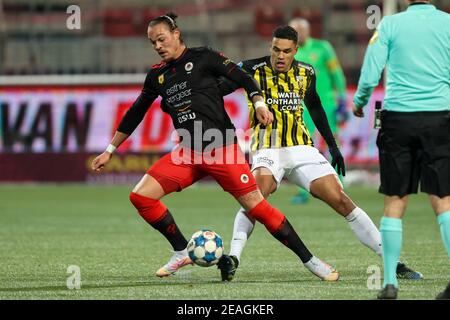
[92,13,339,281]
[352,0,450,299]
[216,25,421,282]
[289,18,348,204]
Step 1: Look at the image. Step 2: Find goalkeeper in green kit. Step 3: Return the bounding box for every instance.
[289,18,348,204]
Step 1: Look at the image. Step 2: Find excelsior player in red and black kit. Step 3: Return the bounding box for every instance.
[91,13,338,281]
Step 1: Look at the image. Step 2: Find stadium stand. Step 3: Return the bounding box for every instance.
[0,0,449,83]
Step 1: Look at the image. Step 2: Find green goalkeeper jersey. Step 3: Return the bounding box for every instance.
[294,38,346,133]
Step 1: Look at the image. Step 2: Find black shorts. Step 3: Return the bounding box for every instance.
[376,110,450,197]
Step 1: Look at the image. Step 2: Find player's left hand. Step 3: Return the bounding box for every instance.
[352,103,364,118]
[329,147,346,176]
[256,106,274,126]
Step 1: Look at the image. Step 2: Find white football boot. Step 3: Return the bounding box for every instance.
[155,249,193,277]
[303,256,340,281]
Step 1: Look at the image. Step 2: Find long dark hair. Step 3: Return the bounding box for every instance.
[149,12,178,30]
[148,12,183,43]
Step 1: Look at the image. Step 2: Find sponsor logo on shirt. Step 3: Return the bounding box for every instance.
[266,92,303,112]
[166,81,192,104]
[252,62,267,70]
[177,111,197,124]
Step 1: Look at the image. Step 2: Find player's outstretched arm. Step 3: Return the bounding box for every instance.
[92,71,157,172]
[92,131,129,172]
[206,49,262,101]
[215,61,252,97]
[304,72,345,176]
[205,49,272,125]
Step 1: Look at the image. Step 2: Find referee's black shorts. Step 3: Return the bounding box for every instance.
[376,110,450,198]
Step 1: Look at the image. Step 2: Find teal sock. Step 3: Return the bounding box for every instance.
[380,217,403,288]
[437,211,450,257]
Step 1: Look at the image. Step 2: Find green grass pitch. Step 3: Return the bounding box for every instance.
[0,183,447,299]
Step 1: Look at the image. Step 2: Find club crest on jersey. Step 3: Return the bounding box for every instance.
[158,74,164,84]
[240,174,249,184]
[185,62,194,72]
[223,59,232,66]
[296,75,303,83]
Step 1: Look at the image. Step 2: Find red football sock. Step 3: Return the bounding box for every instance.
[247,199,285,233]
[129,192,187,251]
[248,199,313,263]
[129,192,167,224]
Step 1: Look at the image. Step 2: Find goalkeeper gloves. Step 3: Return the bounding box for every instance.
[335,97,349,125]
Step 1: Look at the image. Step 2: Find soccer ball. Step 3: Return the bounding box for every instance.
[187,229,224,267]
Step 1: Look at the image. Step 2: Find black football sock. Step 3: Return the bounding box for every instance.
[151,210,188,251]
[271,218,313,263]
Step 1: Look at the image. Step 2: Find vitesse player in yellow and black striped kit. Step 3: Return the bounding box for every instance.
[216,25,421,283]
[218,50,342,162]
[246,57,315,150]
[219,50,339,155]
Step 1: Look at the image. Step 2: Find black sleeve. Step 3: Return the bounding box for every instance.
[216,61,254,97]
[216,76,240,96]
[303,71,338,149]
[117,72,159,135]
[205,49,262,100]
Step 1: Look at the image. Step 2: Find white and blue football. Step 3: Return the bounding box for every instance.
[187,229,224,267]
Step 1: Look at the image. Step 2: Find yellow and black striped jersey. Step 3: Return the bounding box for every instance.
[238,57,316,151]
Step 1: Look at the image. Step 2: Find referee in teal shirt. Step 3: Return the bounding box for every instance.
[352,0,450,299]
